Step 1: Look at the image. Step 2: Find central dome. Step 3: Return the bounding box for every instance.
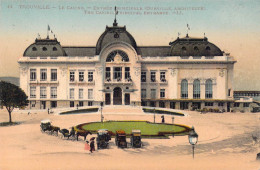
[96,23,137,55]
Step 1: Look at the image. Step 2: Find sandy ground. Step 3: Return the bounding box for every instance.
[0,107,260,170]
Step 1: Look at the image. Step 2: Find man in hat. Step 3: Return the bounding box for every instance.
[90,138,95,153]
[161,115,165,123]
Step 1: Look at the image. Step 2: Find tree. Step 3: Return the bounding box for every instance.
[0,81,29,122]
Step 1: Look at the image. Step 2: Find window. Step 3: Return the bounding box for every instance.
[218,102,224,107]
[51,69,57,81]
[70,101,74,107]
[114,67,122,81]
[181,79,188,98]
[228,89,231,97]
[30,69,37,81]
[160,89,165,98]
[234,103,240,107]
[206,46,211,55]
[51,101,57,108]
[151,89,156,99]
[40,87,47,98]
[51,87,57,98]
[79,101,84,107]
[181,46,187,56]
[194,46,199,56]
[40,69,47,81]
[243,103,249,107]
[141,72,146,82]
[70,88,74,99]
[170,102,175,109]
[88,71,93,82]
[88,101,93,106]
[160,71,166,82]
[205,79,213,98]
[205,102,213,106]
[141,89,146,98]
[88,89,93,99]
[151,71,156,82]
[78,71,84,82]
[150,101,156,107]
[106,50,129,62]
[30,101,36,108]
[53,47,57,51]
[125,67,130,80]
[79,89,83,99]
[32,47,37,51]
[159,101,165,108]
[42,47,47,51]
[30,87,36,98]
[141,101,147,106]
[70,71,75,82]
[105,67,111,81]
[193,79,200,99]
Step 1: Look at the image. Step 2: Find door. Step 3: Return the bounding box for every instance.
[105,93,111,105]
[113,87,122,105]
[125,93,130,105]
[41,101,46,109]
[227,102,230,112]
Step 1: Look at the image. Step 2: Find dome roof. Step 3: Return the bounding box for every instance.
[96,22,137,55]
[23,38,66,57]
[169,35,223,56]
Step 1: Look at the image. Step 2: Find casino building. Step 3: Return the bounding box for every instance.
[18,19,236,111]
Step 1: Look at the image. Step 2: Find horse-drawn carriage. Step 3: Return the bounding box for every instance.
[40,119,60,135]
[96,129,111,149]
[115,130,127,148]
[130,130,142,148]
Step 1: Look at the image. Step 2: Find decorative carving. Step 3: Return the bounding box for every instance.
[60,67,67,76]
[96,67,103,75]
[219,69,225,77]
[20,66,28,76]
[169,68,176,76]
[134,67,141,76]
[114,53,122,63]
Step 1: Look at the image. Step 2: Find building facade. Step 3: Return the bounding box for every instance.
[18,20,236,111]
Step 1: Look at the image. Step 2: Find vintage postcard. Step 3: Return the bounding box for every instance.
[0,0,260,169]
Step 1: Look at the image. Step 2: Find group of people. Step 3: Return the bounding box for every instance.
[85,139,95,153]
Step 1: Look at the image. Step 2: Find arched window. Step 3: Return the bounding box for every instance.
[181,47,187,56]
[106,50,129,62]
[206,46,211,56]
[181,79,188,98]
[42,47,47,51]
[32,47,37,51]
[193,79,200,99]
[53,47,57,51]
[205,79,213,98]
[194,46,199,56]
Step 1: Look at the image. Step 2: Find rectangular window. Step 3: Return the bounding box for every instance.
[141,89,146,98]
[228,89,231,97]
[160,89,165,98]
[151,71,156,82]
[30,69,37,81]
[105,67,111,81]
[79,71,84,82]
[88,71,93,82]
[114,67,122,81]
[88,89,93,99]
[51,101,57,108]
[70,101,74,107]
[70,71,75,82]
[150,101,156,107]
[234,103,240,107]
[243,103,249,107]
[79,89,83,99]
[51,69,57,81]
[141,72,146,82]
[40,87,47,98]
[30,101,36,108]
[70,88,74,99]
[218,102,224,107]
[88,101,93,106]
[205,102,214,106]
[170,102,176,109]
[141,101,147,106]
[151,89,156,99]
[79,101,84,107]
[159,101,165,108]
[160,71,166,82]
[50,87,57,98]
[40,69,47,81]
[125,67,130,80]
[30,86,36,98]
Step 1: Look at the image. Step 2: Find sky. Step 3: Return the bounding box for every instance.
[0,0,259,90]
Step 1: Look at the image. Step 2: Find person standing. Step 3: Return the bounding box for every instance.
[161,115,165,123]
[85,141,90,152]
[90,139,95,153]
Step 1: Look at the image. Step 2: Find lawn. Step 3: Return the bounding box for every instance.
[75,121,191,138]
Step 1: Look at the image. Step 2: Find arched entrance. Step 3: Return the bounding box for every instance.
[113,87,122,105]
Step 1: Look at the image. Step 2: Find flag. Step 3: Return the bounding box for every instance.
[115,6,118,15]
[48,25,50,31]
[187,24,190,30]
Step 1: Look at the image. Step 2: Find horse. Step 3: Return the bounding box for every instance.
[76,130,92,141]
[49,125,60,136]
[59,128,76,140]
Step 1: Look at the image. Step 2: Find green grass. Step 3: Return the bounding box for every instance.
[142,108,185,116]
[0,122,21,127]
[76,121,191,138]
[60,108,99,115]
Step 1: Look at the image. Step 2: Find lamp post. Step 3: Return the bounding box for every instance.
[153,108,155,123]
[100,102,104,122]
[188,126,198,159]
